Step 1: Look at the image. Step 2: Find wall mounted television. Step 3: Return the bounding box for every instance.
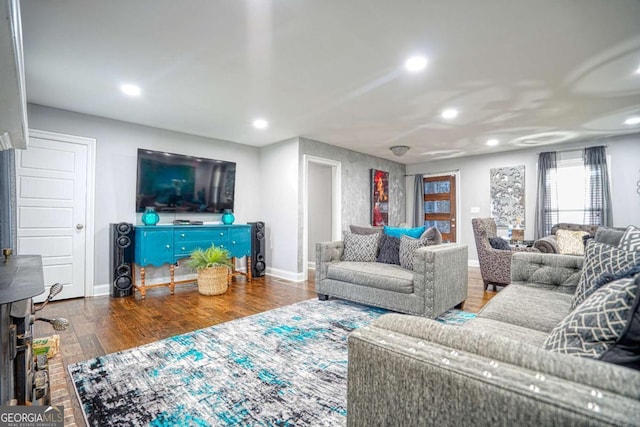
[136,149,236,214]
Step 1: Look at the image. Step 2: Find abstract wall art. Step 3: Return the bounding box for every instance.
[371,169,389,226]
[490,165,525,227]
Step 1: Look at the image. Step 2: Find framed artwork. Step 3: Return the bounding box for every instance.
[371,169,389,226]
[490,165,525,227]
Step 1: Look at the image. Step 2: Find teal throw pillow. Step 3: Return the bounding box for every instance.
[384,225,425,239]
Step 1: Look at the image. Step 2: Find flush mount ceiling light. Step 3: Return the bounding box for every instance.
[120,84,141,97]
[441,108,459,119]
[624,116,640,125]
[253,118,268,129]
[486,138,499,146]
[404,56,428,72]
[390,145,410,156]
[635,65,640,74]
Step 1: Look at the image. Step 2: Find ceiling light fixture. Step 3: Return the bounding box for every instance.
[404,56,428,72]
[390,145,410,156]
[486,139,499,146]
[253,118,268,129]
[624,116,640,125]
[120,84,141,97]
[635,65,640,74]
[441,108,459,119]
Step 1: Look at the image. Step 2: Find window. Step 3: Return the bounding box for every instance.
[546,154,610,225]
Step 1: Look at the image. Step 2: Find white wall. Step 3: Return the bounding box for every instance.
[406,133,640,264]
[307,162,332,265]
[27,103,261,294]
[259,138,300,280]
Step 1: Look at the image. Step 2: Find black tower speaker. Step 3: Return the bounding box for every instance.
[110,222,135,298]
[248,221,266,278]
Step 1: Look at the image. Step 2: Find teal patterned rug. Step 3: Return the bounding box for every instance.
[69,299,475,426]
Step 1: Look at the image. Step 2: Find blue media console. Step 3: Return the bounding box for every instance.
[133,224,252,299]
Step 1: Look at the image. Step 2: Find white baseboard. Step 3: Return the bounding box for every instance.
[468,259,480,268]
[92,283,111,297]
[307,261,316,270]
[266,267,305,282]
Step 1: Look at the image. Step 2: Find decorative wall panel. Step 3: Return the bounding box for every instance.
[490,165,525,227]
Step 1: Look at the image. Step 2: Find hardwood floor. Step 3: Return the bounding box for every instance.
[35,267,496,426]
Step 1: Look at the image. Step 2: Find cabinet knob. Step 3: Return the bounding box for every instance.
[220,244,224,248]
[220,232,224,236]
[181,247,186,251]
[231,241,236,245]
[181,233,185,238]
[166,244,170,249]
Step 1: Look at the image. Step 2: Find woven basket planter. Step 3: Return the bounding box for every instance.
[197,266,229,295]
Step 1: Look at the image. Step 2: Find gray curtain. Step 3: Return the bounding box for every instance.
[583,146,612,226]
[413,175,424,227]
[0,149,17,249]
[534,151,557,239]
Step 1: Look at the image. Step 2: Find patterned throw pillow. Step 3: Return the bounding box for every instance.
[571,241,640,309]
[341,231,380,262]
[544,273,640,370]
[384,225,426,239]
[619,225,640,252]
[349,225,383,236]
[399,235,427,270]
[488,237,511,250]
[556,229,590,255]
[376,234,401,265]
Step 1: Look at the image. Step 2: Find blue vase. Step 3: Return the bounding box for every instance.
[221,209,235,225]
[141,207,160,225]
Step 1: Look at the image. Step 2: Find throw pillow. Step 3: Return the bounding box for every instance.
[420,226,442,245]
[556,229,590,255]
[341,231,380,262]
[399,235,427,270]
[488,237,511,250]
[349,224,383,236]
[619,225,640,252]
[594,226,626,247]
[376,234,401,265]
[384,225,426,239]
[571,241,640,309]
[544,272,640,370]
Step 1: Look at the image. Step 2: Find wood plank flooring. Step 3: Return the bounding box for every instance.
[34,267,496,426]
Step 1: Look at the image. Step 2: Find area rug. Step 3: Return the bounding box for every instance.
[69,299,476,426]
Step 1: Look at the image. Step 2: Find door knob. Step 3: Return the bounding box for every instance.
[76,224,84,230]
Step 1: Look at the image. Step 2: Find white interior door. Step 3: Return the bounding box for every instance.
[15,130,94,301]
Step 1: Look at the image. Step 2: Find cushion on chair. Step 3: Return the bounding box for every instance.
[489,237,511,250]
[420,226,442,245]
[341,231,380,262]
[556,229,590,255]
[326,261,414,293]
[544,272,640,370]
[376,234,401,265]
[384,225,426,239]
[594,227,626,247]
[571,241,640,309]
[619,225,640,252]
[399,235,427,270]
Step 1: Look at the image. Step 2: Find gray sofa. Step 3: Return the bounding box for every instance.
[533,223,626,253]
[315,241,468,319]
[347,252,640,426]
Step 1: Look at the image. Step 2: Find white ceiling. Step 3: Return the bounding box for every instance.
[20,0,640,164]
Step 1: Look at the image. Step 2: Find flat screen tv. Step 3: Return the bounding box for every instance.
[136,149,236,213]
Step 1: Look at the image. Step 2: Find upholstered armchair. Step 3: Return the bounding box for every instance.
[471,217,539,291]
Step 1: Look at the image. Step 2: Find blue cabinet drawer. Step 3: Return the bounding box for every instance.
[135,228,174,266]
[174,228,228,241]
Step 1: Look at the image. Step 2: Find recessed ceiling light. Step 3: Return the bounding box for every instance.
[120,84,141,97]
[253,118,268,129]
[486,139,499,146]
[404,56,428,72]
[625,116,640,125]
[441,108,459,119]
[635,65,640,74]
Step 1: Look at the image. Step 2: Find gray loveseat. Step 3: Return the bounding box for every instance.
[347,252,640,426]
[315,241,468,319]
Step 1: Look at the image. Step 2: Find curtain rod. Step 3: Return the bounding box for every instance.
[538,145,607,155]
[404,169,460,177]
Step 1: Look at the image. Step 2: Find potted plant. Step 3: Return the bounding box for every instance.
[185,244,233,295]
